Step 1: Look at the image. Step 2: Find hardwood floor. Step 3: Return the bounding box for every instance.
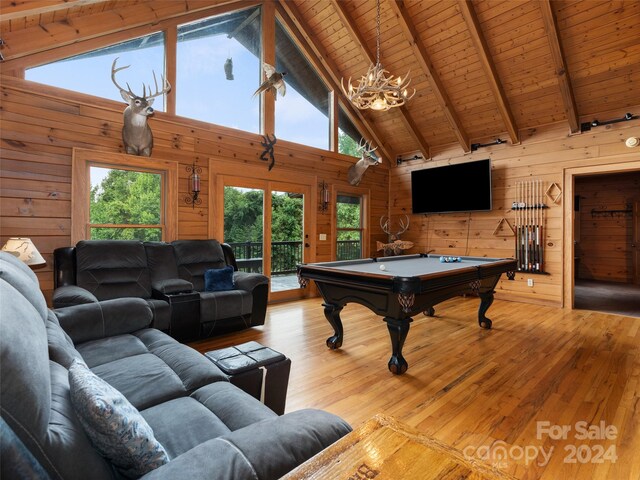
[192,296,640,480]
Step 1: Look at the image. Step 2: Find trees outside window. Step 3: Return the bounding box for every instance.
[71,149,178,244]
[336,194,363,260]
[89,167,162,241]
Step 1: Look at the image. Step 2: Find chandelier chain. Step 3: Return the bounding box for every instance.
[375,0,381,66]
[340,0,416,111]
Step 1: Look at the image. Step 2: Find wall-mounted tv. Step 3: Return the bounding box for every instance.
[411,159,492,214]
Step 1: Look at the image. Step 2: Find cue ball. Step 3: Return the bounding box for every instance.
[379,264,386,271]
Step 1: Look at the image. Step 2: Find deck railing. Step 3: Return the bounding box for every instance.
[227,240,361,274]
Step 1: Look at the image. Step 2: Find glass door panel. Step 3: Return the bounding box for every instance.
[223,186,264,274]
[336,194,363,260]
[221,178,311,301]
[270,190,304,293]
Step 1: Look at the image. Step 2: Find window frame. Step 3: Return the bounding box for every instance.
[331,185,370,260]
[18,2,374,157]
[71,148,178,244]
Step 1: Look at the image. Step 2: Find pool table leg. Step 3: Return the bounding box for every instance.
[322,303,344,349]
[478,291,494,329]
[385,317,411,375]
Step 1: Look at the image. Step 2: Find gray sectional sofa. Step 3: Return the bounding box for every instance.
[0,252,351,479]
[53,239,269,341]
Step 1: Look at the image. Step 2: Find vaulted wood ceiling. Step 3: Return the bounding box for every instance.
[1,0,638,159]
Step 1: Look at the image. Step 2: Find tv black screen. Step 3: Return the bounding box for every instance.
[411,159,492,214]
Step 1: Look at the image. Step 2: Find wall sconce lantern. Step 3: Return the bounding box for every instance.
[1,237,46,268]
[319,181,330,213]
[185,163,202,208]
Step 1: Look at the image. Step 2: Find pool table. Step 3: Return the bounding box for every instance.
[297,254,517,375]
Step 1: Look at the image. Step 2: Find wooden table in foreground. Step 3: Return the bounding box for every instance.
[282,414,517,480]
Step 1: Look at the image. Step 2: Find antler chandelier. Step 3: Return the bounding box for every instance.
[341,0,415,111]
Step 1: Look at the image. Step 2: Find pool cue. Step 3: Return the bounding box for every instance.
[520,180,525,271]
[532,180,537,272]
[538,179,544,272]
[524,182,531,272]
[516,182,520,269]
[528,180,533,271]
[537,179,541,272]
[531,180,538,272]
[518,182,524,270]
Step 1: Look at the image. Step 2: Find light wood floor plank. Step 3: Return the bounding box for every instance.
[192,297,640,479]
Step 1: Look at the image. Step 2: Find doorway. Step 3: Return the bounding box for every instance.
[219,177,312,302]
[565,165,640,316]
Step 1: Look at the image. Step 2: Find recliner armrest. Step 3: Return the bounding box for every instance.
[54,298,153,344]
[52,285,98,308]
[233,271,269,292]
[151,278,194,296]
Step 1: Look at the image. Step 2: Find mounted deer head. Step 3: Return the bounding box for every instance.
[380,214,410,242]
[347,138,380,186]
[378,215,412,256]
[111,57,171,157]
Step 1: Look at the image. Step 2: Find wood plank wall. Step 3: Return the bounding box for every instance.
[0,75,389,304]
[2,74,639,308]
[575,172,640,283]
[390,119,640,307]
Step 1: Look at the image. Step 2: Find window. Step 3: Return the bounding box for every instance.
[336,194,363,260]
[24,6,345,154]
[90,167,162,241]
[72,149,178,244]
[26,33,166,111]
[177,6,261,132]
[275,18,330,150]
[338,106,362,157]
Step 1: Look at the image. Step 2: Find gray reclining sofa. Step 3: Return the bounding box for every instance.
[52,239,269,340]
[0,252,351,479]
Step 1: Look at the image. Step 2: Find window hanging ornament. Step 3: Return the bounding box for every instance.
[341,0,415,111]
[224,57,234,80]
[253,63,286,99]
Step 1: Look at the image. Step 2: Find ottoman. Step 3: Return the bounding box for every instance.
[205,341,291,415]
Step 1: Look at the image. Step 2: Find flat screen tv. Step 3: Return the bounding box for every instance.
[411,159,492,214]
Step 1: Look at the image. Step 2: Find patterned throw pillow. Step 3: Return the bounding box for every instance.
[204,265,236,292]
[68,360,169,478]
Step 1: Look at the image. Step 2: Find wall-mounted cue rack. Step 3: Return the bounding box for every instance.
[513,180,548,274]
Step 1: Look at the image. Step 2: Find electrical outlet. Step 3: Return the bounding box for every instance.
[319,234,327,241]
[527,278,534,287]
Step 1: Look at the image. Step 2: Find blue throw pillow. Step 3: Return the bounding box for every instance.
[68,360,169,478]
[204,265,235,292]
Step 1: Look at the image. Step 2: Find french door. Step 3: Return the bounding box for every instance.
[219,176,312,302]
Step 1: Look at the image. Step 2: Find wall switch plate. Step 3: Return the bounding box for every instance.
[527,278,534,287]
[319,234,327,241]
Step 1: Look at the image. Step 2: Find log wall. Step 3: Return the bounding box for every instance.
[390,118,640,307]
[1,74,639,308]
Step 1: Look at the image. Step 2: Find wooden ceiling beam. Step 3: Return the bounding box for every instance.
[458,0,519,145]
[0,0,105,21]
[329,0,431,160]
[0,0,254,63]
[387,0,470,153]
[539,0,580,134]
[277,0,395,163]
